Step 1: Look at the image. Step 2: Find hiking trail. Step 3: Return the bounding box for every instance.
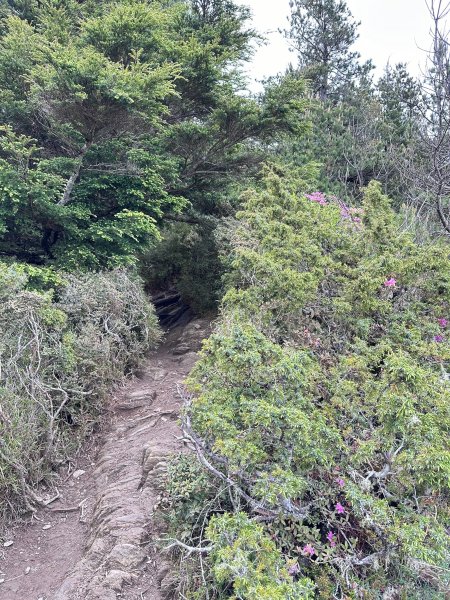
[0,317,210,600]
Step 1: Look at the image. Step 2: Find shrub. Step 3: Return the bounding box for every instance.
[206,513,315,600]
[161,454,229,545]
[140,220,223,315]
[0,267,160,521]
[159,454,231,599]
[182,171,450,598]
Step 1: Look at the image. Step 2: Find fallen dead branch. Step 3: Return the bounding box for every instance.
[161,538,213,557]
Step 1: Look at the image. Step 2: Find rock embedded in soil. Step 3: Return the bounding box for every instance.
[72,469,86,479]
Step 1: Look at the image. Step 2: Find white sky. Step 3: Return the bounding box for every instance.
[240,0,432,91]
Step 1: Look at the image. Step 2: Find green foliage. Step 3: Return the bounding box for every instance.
[141,220,223,314]
[161,453,234,558]
[286,0,373,101]
[184,171,450,597]
[0,266,160,521]
[207,513,315,599]
[0,2,189,267]
[190,322,334,483]
[0,0,307,279]
[378,63,422,147]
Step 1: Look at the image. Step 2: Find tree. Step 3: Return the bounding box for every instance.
[377,63,422,147]
[285,0,372,101]
[383,1,450,237]
[0,2,188,266]
[0,0,308,269]
[415,0,450,234]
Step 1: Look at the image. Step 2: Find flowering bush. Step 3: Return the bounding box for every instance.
[183,171,450,598]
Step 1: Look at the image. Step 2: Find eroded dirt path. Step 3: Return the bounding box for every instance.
[0,319,209,600]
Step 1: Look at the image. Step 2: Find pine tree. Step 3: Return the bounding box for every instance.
[286,0,372,101]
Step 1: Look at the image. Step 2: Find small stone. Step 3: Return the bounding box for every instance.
[104,569,136,591]
[155,368,168,381]
[0,578,5,584]
[3,540,13,547]
[72,469,86,479]
[108,543,146,570]
[25,566,31,575]
[172,344,191,356]
[42,524,52,530]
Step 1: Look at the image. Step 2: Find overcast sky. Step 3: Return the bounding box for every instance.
[240,0,432,91]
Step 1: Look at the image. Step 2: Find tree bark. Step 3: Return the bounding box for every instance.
[58,143,90,206]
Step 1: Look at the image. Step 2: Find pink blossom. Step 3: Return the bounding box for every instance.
[306,192,328,206]
[384,278,397,288]
[327,532,337,546]
[302,543,316,556]
[438,318,448,328]
[336,478,345,487]
[339,200,350,218]
[335,502,345,515]
[288,563,300,576]
[434,335,445,343]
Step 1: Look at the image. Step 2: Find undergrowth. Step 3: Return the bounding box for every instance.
[0,266,161,524]
[163,171,450,599]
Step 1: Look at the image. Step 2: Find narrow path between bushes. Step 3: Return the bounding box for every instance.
[0,319,210,600]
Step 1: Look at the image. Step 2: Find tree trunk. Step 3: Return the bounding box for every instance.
[58,143,90,207]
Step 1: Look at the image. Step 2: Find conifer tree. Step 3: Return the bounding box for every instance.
[286,0,372,100]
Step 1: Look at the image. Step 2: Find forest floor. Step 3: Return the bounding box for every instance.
[0,318,210,600]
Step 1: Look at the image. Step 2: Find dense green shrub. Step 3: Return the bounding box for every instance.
[161,454,229,544]
[206,513,315,600]
[179,171,450,598]
[159,454,230,597]
[0,266,160,521]
[140,220,223,314]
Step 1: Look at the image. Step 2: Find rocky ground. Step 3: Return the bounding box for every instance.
[0,319,210,600]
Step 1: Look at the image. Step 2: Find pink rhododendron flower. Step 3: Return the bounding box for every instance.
[339,201,350,218]
[326,531,336,546]
[306,192,327,206]
[335,502,345,514]
[438,318,448,328]
[384,278,397,288]
[434,335,444,343]
[302,543,316,556]
[288,563,300,576]
[336,477,345,487]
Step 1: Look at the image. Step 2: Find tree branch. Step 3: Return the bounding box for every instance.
[58,143,91,207]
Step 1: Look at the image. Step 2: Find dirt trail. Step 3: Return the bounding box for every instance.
[0,319,209,600]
